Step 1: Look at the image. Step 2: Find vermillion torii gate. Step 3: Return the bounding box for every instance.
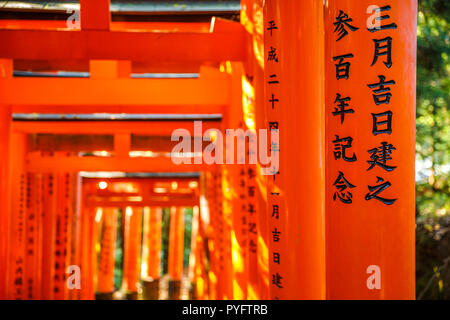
[0,0,416,300]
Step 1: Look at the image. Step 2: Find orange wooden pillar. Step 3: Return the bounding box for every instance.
[142,207,162,281]
[7,133,27,299]
[248,0,270,300]
[168,207,185,281]
[53,172,73,299]
[24,173,43,300]
[41,170,57,300]
[218,166,234,300]
[263,0,326,299]
[70,174,84,300]
[122,206,143,299]
[231,164,249,300]
[79,204,95,300]
[325,0,416,299]
[141,206,162,300]
[168,207,185,299]
[0,58,12,300]
[245,164,259,300]
[240,1,264,296]
[96,207,117,298]
[205,172,219,300]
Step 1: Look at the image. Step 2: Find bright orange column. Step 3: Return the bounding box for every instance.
[219,166,234,300]
[25,173,43,300]
[191,205,208,300]
[240,1,264,296]
[7,133,27,299]
[325,0,416,299]
[122,206,143,294]
[80,0,110,31]
[52,172,73,299]
[96,208,117,295]
[70,175,83,300]
[231,164,249,300]
[142,207,162,281]
[0,59,12,300]
[249,0,270,299]
[264,0,326,299]
[168,207,185,281]
[205,172,219,300]
[41,171,57,300]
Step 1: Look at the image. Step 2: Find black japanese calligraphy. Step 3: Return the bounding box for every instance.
[334,10,359,41]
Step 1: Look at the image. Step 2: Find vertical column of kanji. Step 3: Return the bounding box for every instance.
[53,170,71,299]
[63,173,74,299]
[53,171,73,299]
[70,174,83,300]
[32,174,44,300]
[264,0,326,299]
[240,65,259,299]
[122,207,142,299]
[24,172,37,299]
[41,166,57,299]
[325,0,416,299]
[0,59,12,299]
[8,133,27,299]
[263,0,283,300]
[96,207,117,298]
[246,164,258,299]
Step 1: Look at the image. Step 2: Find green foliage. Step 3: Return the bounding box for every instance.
[416,0,450,300]
[114,209,123,291]
[416,0,450,218]
[183,208,193,268]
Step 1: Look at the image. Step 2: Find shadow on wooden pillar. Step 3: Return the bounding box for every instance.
[142,278,160,300]
[168,280,182,300]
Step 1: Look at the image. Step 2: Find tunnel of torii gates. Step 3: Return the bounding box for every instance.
[0,0,417,300]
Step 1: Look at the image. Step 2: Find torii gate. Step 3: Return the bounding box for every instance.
[0,0,416,300]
